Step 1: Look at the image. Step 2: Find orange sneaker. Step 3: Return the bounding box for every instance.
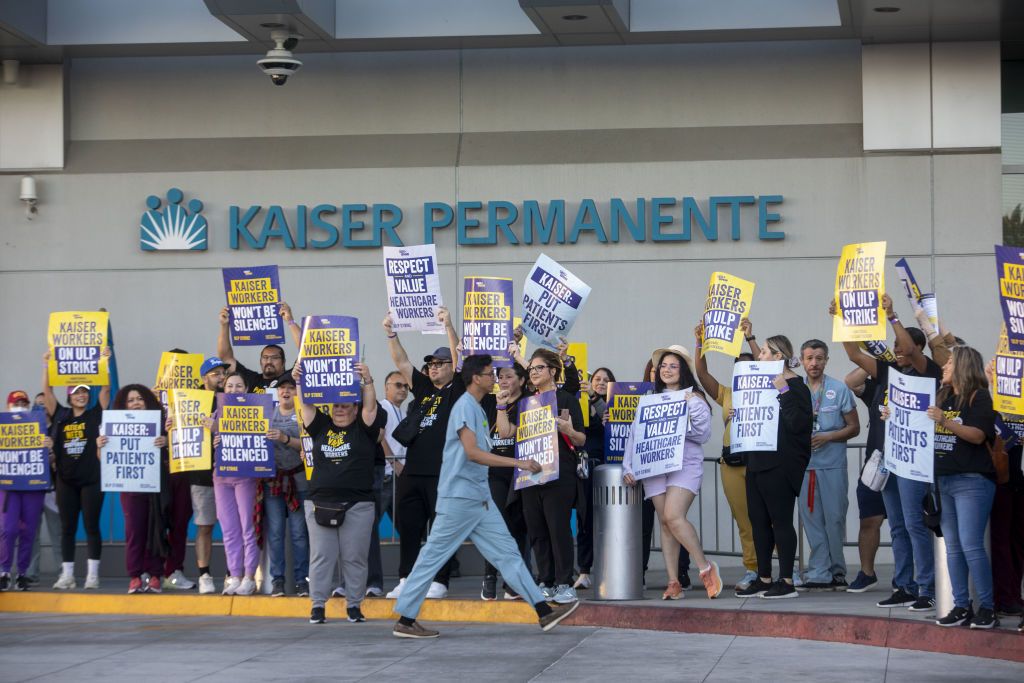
[662,580,684,600]
[700,561,723,599]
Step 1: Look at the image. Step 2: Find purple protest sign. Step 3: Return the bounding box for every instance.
[298,315,360,404]
[215,393,274,477]
[514,390,559,490]
[604,382,653,463]
[996,245,1024,352]
[462,277,514,367]
[0,412,51,491]
[223,265,285,346]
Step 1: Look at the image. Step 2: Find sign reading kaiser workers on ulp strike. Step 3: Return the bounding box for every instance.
[222,265,285,346]
[47,311,109,386]
[832,241,887,343]
[701,272,755,357]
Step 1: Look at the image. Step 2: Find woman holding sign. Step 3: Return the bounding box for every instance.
[926,346,998,629]
[622,345,722,600]
[96,385,168,594]
[734,334,812,600]
[41,350,111,591]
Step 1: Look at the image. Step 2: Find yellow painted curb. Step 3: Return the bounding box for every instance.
[0,592,538,625]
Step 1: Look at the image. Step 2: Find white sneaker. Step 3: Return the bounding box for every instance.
[236,577,257,595]
[553,584,577,604]
[163,570,195,590]
[385,578,406,599]
[735,570,759,591]
[53,574,76,590]
[222,576,241,595]
[332,585,347,598]
[84,575,101,590]
[573,573,592,589]
[198,574,216,594]
[792,571,804,588]
[425,581,448,599]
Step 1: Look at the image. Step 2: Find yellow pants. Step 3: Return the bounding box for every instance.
[720,462,757,572]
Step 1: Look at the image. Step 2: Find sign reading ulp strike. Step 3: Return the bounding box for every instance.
[154,351,204,406]
[169,388,213,474]
[100,410,162,492]
[0,412,50,490]
[994,324,1024,415]
[884,368,934,483]
[383,244,444,334]
[996,245,1024,351]
[47,311,109,386]
[515,391,559,490]
[222,266,285,345]
[299,316,359,403]
[521,254,591,350]
[626,390,690,480]
[832,241,886,342]
[462,277,514,367]
[702,272,755,357]
[604,382,653,463]
[730,361,784,452]
[215,393,273,477]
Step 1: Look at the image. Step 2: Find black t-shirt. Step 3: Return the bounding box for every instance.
[52,404,103,486]
[934,390,996,477]
[863,358,943,457]
[306,405,387,503]
[487,396,518,482]
[235,360,293,394]
[746,377,813,474]
[404,368,467,477]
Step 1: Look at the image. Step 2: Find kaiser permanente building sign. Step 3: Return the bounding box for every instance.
[139,188,785,251]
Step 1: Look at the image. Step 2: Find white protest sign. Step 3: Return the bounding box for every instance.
[885,368,935,483]
[100,410,162,493]
[521,254,591,350]
[626,389,690,480]
[729,361,784,452]
[383,244,444,334]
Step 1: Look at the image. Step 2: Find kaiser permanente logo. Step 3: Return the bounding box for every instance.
[140,188,208,251]
[139,190,785,251]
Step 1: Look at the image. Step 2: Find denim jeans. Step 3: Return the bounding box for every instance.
[880,475,917,594]
[263,485,309,583]
[895,475,935,597]
[938,473,996,610]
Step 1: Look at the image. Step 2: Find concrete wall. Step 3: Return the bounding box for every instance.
[0,40,1002,560]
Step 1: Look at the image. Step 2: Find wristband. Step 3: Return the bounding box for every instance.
[777,384,790,395]
[495,405,507,411]
[745,335,756,341]
[888,316,900,325]
[387,333,397,339]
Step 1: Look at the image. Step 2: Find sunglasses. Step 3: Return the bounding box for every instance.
[426,361,451,369]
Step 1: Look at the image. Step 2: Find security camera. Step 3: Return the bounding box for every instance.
[257,31,302,86]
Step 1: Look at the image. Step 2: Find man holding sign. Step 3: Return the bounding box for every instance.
[217,302,295,394]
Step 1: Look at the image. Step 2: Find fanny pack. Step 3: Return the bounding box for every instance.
[859,449,890,492]
[313,501,355,528]
[560,433,590,480]
[721,445,746,467]
[922,484,943,538]
[391,398,430,448]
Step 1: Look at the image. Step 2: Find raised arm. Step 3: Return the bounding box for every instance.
[844,367,869,396]
[831,298,879,377]
[438,306,459,367]
[291,364,317,427]
[357,362,378,426]
[41,351,57,417]
[280,302,303,349]
[96,346,112,409]
[739,318,761,358]
[883,294,927,374]
[382,313,414,387]
[217,307,238,372]
[693,322,722,400]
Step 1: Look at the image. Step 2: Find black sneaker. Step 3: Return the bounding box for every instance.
[309,607,326,624]
[15,575,30,591]
[799,581,832,592]
[0,574,10,591]
[679,573,692,590]
[271,578,285,597]
[908,597,935,612]
[830,576,848,591]
[762,580,799,599]
[996,604,1023,617]
[481,575,497,601]
[295,579,310,597]
[1018,615,1024,632]
[969,607,998,629]
[346,606,366,623]
[936,606,973,627]
[735,579,772,598]
[877,589,916,608]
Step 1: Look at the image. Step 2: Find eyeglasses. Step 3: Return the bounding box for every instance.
[425,361,451,369]
[658,363,680,370]
[527,365,551,373]
[260,355,284,363]
[389,382,409,389]
[475,372,494,378]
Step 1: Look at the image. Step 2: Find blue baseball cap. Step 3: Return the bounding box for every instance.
[200,357,226,376]
[423,347,453,363]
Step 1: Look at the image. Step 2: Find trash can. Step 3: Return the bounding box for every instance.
[592,464,644,600]
[933,524,990,617]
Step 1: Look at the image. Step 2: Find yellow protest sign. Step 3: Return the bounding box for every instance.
[701,272,755,357]
[168,388,214,474]
[154,352,204,405]
[566,342,590,427]
[294,389,329,481]
[994,324,1024,415]
[47,311,109,387]
[832,241,887,342]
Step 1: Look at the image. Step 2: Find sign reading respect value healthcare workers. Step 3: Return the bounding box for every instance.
[100,410,162,493]
[169,388,214,474]
[521,254,591,350]
[215,393,274,477]
[222,266,285,346]
[883,368,935,483]
[729,361,784,452]
[514,391,559,490]
[462,277,514,367]
[383,244,444,334]
[0,412,51,491]
[299,316,360,403]
[47,311,109,387]
[832,241,887,343]
[996,245,1024,351]
[626,389,690,480]
[604,382,653,463]
[701,272,755,357]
